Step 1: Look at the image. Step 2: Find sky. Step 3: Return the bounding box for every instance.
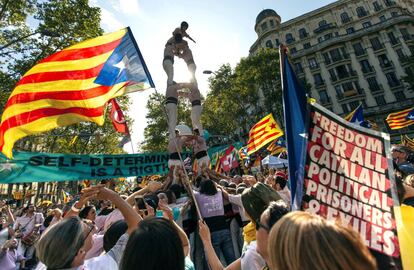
[88,0,336,152]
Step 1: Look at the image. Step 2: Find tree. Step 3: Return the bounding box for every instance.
[140,92,192,152]
[202,48,282,140]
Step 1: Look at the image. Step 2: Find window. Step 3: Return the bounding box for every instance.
[394,91,406,101]
[329,48,342,62]
[303,43,311,49]
[349,101,360,110]
[360,59,373,73]
[367,77,381,91]
[380,16,386,22]
[286,33,294,44]
[270,20,275,28]
[324,33,333,40]
[406,67,414,77]
[341,104,349,113]
[391,11,398,17]
[291,47,297,54]
[336,65,349,79]
[375,96,386,106]
[319,90,329,103]
[261,22,268,31]
[378,54,391,67]
[385,0,396,7]
[299,28,308,39]
[341,12,351,23]
[362,22,372,28]
[395,48,405,59]
[353,43,365,56]
[329,69,337,81]
[370,37,383,51]
[265,40,273,48]
[356,7,368,18]
[386,72,400,87]
[308,58,319,69]
[275,39,280,46]
[346,27,355,34]
[295,62,303,74]
[387,32,399,45]
[342,82,354,92]
[373,1,382,11]
[319,20,327,27]
[318,37,324,43]
[323,52,331,64]
[314,73,324,86]
[400,28,411,41]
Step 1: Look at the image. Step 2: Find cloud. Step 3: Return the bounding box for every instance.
[119,0,140,15]
[100,7,124,31]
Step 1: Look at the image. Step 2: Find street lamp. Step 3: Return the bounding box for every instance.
[0,29,60,51]
[203,70,217,75]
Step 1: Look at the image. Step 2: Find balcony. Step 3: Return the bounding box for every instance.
[337,88,365,100]
[341,17,352,24]
[320,97,332,105]
[286,38,295,44]
[315,79,325,88]
[388,79,401,88]
[314,23,336,34]
[299,33,309,39]
[374,5,384,12]
[385,0,396,7]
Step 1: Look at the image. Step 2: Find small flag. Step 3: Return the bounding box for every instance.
[0,27,154,158]
[247,114,284,155]
[344,104,371,128]
[117,134,131,148]
[238,146,249,160]
[109,99,129,134]
[280,45,309,210]
[401,135,414,151]
[386,107,414,130]
[406,108,414,120]
[62,190,70,203]
[220,145,239,172]
[267,137,286,155]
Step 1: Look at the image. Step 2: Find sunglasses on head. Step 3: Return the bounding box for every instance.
[255,219,269,231]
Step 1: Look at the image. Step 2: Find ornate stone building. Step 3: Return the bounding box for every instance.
[250,0,414,140]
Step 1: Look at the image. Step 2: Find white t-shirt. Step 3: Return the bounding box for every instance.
[240,241,266,270]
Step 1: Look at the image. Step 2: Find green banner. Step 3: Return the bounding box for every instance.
[0,143,242,183]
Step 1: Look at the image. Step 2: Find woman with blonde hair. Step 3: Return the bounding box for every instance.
[268,211,377,270]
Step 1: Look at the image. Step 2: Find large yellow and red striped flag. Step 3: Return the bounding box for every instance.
[247,114,284,155]
[401,135,414,151]
[0,27,154,158]
[386,107,414,130]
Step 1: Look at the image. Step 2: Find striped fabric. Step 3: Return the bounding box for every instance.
[401,135,414,151]
[267,138,286,155]
[247,114,283,155]
[238,146,249,160]
[386,107,414,130]
[0,28,154,158]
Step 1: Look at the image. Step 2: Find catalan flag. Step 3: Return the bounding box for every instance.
[246,114,283,155]
[0,27,154,158]
[401,135,414,151]
[267,137,286,155]
[386,107,414,130]
[343,104,371,128]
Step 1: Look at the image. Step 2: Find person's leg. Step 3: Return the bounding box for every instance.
[219,229,237,265]
[210,230,223,260]
[163,46,175,86]
[230,218,241,258]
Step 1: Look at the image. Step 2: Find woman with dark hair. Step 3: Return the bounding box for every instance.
[199,200,290,270]
[35,186,140,270]
[78,206,96,221]
[120,217,185,270]
[194,178,236,265]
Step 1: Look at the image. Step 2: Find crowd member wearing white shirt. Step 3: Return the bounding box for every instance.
[35,185,141,270]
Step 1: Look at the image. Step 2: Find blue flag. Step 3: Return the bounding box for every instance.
[281,50,309,210]
[406,108,414,120]
[346,104,372,128]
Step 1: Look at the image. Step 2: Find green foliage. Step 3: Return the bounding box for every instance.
[1,0,131,155]
[202,48,282,140]
[140,92,192,152]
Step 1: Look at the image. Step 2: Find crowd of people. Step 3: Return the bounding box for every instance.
[0,144,412,270]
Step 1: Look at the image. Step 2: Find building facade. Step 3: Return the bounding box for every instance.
[250,0,414,140]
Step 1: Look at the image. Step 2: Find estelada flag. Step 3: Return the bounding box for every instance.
[0,27,154,158]
[386,107,414,130]
[247,114,283,155]
[220,145,239,172]
[109,99,129,134]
